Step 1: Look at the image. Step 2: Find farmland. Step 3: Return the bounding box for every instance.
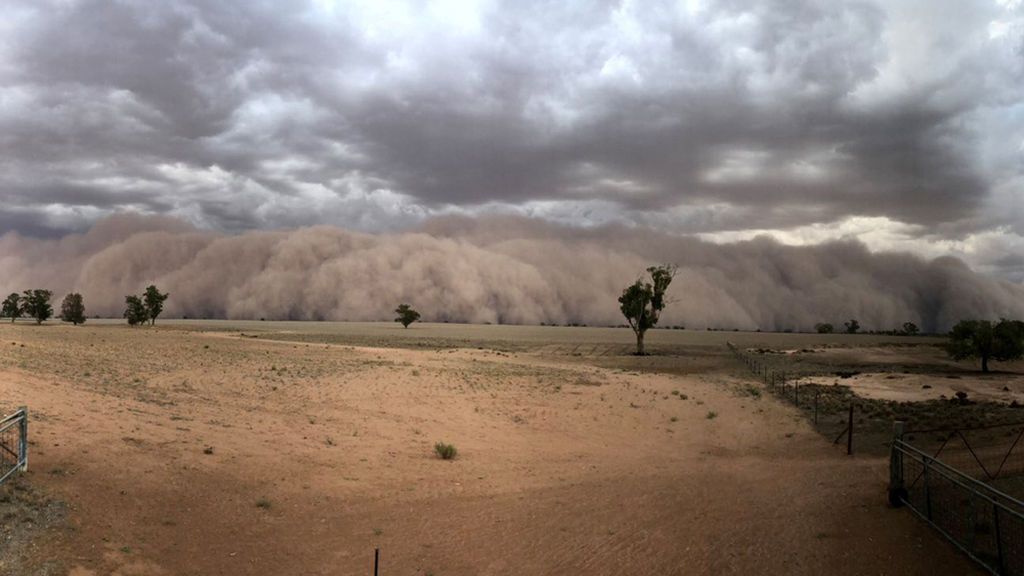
[0,321,995,575]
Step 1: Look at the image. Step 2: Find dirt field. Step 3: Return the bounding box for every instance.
[0,321,987,575]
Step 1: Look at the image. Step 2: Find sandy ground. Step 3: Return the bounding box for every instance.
[789,345,1024,404]
[0,323,978,575]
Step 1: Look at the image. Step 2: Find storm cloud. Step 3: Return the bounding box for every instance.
[2,213,1023,332]
[0,1,1022,263]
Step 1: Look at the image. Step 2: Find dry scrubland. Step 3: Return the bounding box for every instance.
[0,321,993,575]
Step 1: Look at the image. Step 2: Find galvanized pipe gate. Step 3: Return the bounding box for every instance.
[0,406,28,485]
[891,421,1024,575]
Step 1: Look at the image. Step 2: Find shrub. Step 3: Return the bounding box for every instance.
[434,441,457,460]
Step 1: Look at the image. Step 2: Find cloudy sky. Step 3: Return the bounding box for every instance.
[2,0,1023,277]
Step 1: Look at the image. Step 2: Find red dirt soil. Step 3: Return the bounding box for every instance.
[0,324,978,575]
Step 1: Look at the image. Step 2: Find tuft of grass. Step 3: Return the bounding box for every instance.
[705,411,718,420]
[255,498,272,510]
[669,416,679,423]
[434,442,458,460]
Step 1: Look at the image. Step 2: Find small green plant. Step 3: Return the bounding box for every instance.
[434,442,457,460]
[706,411,718,420]
[255,498,272,509]
[669,416,679,422]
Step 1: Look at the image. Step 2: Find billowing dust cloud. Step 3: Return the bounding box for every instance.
[2,213,1022,333]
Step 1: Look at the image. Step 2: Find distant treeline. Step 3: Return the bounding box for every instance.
[0,285,168,327]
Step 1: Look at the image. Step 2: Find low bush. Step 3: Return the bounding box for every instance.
[434,442,458,460]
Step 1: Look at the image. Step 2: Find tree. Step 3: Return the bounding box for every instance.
[844,319,860,334]
[394,303,421,328]
[59,293,86,325]
[124,295,148,326]
[618,265,676,355]
[143,285,168,326]
[947,319,1024,373]
[815,323,834,334]
[21,289,53,324]
[1,293,20,323]
[902,322,919,336]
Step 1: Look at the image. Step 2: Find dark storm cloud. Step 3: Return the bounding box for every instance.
[0,0,1020,240]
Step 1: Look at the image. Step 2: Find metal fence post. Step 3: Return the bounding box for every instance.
[374,548,379,576]
[814,391,819,425]
[18,406,27,472]
[994,503,1006,575]
[888,422,905,507]
[923,457,933,521]
[846,404,854,456]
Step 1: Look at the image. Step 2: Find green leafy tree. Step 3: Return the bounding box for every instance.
[815,323,834,334]
[143,285,168,326]
[59,293,86,325]
[21,289,53,324]
[902,321,919,336]
[124,295,148,326]
[844,319,860,334]
[394,303,421,328]
[618,265,676,355]
[947,319,1024,373]
[1,293,21,323]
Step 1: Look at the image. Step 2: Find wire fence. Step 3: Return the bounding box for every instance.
[0,406,28,485]
[891,436,1024,575]
[727,343,856,454]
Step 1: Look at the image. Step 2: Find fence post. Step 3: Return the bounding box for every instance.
[994,503,1006,576]
[923,457,933,521]
[846,404,854,455]
[18,406,27,472]
[888,421,905,506]
[374,548,379,576]
[795,383,799,406]
[814,392,819,424]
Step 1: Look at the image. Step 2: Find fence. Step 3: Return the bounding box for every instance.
[727,343,855,454]
[901,422,1024,492]
[891,433,1024,575]
[0,406,28,485]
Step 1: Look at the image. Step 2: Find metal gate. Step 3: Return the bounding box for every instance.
[891,437,1024,575]
[0,406,28,485]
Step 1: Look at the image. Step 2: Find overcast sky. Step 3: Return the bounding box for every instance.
[2,0,1022,277]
